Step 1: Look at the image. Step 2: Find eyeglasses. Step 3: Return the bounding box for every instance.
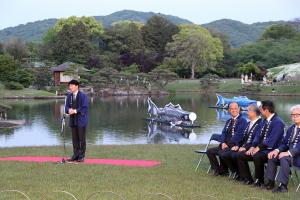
[290,114,300,118]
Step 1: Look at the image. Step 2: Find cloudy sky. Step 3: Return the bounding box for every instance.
[1,0,299,30]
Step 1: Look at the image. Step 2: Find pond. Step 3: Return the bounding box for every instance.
[0,94,299,147]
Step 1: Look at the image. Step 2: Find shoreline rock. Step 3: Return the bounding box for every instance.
[2,90,300,99]
[0,120,25,128]
[2,96,65,99]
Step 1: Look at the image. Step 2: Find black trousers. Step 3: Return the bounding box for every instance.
[237,151,269,183]
[236,152,253,181]
[71,126,86,159]
[207,146,230,174]
[220,150,240,175]
[253,151,269,183]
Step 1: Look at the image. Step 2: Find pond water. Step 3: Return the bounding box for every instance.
[0,94,299,147]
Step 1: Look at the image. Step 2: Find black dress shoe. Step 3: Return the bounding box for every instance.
[213,170,220,176]
[263,180,275,190]
[77,158,85,162]
[67,155,78,162]
[233,174,243,181]
[66,158,77,162]
[244,179,254,185]
[253,181,263,187]
[272,184,288,193]
[219,171,229,176]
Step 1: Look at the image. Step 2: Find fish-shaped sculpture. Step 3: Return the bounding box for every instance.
[147,97,197,126]
[216,94,258,108]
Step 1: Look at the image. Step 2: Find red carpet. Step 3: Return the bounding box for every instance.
[0,156,161,167]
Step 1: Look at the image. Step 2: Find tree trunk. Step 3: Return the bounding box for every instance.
[191,62,196,79]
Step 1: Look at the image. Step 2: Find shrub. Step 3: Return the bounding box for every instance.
[5,81,24,90]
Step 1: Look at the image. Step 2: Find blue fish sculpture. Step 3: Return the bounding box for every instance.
[216,94,258,108]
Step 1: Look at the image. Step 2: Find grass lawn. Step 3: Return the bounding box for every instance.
[215,79,243,93]
[0,84,55,98]
[259,84,300,94]
[213,79,300,95]
[165,80,202,93]
[0,145,298,200]
[166,79,300,95]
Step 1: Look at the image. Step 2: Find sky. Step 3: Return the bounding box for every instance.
[1,0,299,30]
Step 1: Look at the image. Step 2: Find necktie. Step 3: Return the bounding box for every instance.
[290,127,299,146]
[249,121,254,131]
[229,118,236,136]
[244,122,251,144]
[72,94,76,109]
[260,120,268,143]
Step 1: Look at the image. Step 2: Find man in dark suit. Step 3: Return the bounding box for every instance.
[220,103,262,181]
[65,80,89,162]
[207,102,248,176]
[264,105,300,192]
[237,100,284,187]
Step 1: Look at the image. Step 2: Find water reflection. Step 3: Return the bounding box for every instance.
[0,94,298,147]
[147,122,197,144]
[215,109,248,121]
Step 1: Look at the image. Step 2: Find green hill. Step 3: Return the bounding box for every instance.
[95,10,192,27]
[202,19,286,47]
[0,18,57,42]
[0,10,296,47]
[0,10,192,42]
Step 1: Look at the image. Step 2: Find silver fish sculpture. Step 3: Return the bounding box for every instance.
[147,97,197,126]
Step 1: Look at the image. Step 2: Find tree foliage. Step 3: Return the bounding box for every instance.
[4,38,28,61]
[230,34,300,70]
[0,54,34,87]
[165,24,223,79]
[261,24,297,40]
[147,67,178,88]
[0,54,19,82]
[140,15,179,72]
[32,67,53,89]
[42,16,104,63]
[142,16,179,54]
[103,22,145,67]
[4,81,24,90]
[238,61,262,79]
[91,67,119,87]
[44,16,104,43]
[9,68,35,88]
[52,22,93,64]
[0,42,4,54]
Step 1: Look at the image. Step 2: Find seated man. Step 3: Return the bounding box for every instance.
[265,105,300,192]
[237,100,284,186]
[207,102,248,176]
[220,104,262,180]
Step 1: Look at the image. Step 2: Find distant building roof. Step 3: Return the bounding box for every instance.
[32,62,46,68]
[52,62,76,72]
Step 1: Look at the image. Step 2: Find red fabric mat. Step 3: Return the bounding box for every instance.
[0,156,161,167]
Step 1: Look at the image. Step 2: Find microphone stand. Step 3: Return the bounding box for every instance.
[58,93,69,164]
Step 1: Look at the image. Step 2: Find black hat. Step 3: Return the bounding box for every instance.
[68,79,79,86]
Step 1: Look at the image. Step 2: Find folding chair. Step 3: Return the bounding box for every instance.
[194,133,221,172]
